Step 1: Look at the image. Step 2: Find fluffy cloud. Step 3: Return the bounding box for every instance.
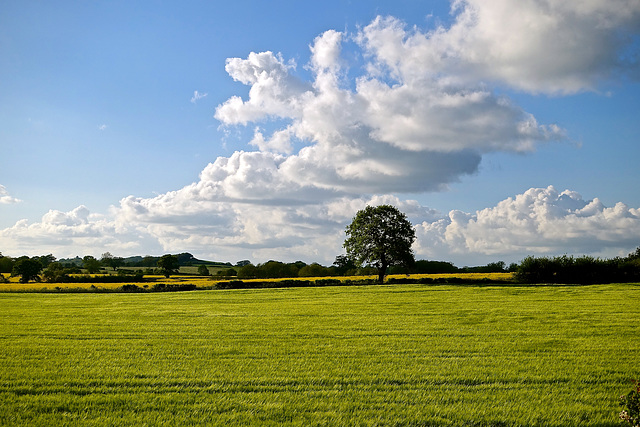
[0,185,22,204]
[0,206,153,257]
[3,4,639,263]
[360,1,640,94]
[3,187,638,265]
[213,27,564,196]
[415,186,640,264]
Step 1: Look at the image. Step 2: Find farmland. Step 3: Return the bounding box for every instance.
[1,283,638,426]
[0,272,514,292]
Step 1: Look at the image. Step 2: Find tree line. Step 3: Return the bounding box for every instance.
[0,251,510,284]
[514,249,640,284]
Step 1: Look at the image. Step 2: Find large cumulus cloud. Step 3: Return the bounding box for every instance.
[415,186,640,264]
[214,28,564,196]
[362,1,640,94]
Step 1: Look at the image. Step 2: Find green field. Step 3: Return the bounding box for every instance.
[1,284,638,426]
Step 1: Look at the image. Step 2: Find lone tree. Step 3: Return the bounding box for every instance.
[158,254,180,278]
[343,205,416,284]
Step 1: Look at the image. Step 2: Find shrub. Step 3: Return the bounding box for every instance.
[119,284,145,293]
[151,283,197,292]
[620,380,640,426]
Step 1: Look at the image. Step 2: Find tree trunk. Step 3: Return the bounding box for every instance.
[377,263,387,284]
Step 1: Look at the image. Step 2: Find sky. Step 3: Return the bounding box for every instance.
[1,0,640,267]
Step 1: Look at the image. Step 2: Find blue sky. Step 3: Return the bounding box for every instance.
[1,0,639,266]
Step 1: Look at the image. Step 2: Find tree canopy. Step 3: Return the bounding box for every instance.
[101,252,124,270]
[82,256,102,274]
[343,205,416,284]
[12,258,43,283]
[157,254,180,278]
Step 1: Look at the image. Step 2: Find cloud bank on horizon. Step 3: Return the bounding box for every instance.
[2,0,640,265]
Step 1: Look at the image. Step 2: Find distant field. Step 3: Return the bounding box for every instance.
[0,272,514,292]
[0,283,638,426]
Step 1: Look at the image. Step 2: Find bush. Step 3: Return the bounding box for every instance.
[619,380,640,426]
[151,283,197,292]
[119,284,145,293]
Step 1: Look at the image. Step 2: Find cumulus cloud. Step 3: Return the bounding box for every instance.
[0,185,21,204]
[415,186,640,264]
[0,205,155,257]
[360,1,640,94]
[213,27,565,196]
[2,187,639,264]
[2,3,639,263]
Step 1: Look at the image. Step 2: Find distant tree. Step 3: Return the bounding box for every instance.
[141,256,158,268]
[255,260,300,278]
[299,263,331,277]
[35,254,56,268]
[176,253,196,266]
[412,260,458,274]
[237,263,258,279]
[344,205,416,284]
[101,252,114,269]
[12,257,43,283]
[101,252,124,271]
[332,255,357,276]
[82,256,102,274]
[465,261,506,273]
[216,268,238,277]
[42,263,70,282]
[0,253,14,274]
[158,254,180,278]
[197,264,210,276]
[236,260,251,267]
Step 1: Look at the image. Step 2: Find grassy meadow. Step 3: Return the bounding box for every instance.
[0,283,638,426]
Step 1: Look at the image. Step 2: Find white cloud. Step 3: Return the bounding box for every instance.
[0,185,22,204]
[212,27,565,196]
[2,6,639,263]
[190,90,208,103]
[0,206,153,258]
[2,186,639,265]
[214,52,311,125]
[415,186,640,264]
[97,124,107,131]
[249,127,294,154]
[358,1,640,94]
[309,29,344,73]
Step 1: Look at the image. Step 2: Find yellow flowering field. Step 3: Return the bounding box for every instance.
[0,272,514,292]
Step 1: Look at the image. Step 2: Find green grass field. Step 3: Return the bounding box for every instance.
[1,284,638,426]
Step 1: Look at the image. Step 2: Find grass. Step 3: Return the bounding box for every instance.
[0,283,638,426]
